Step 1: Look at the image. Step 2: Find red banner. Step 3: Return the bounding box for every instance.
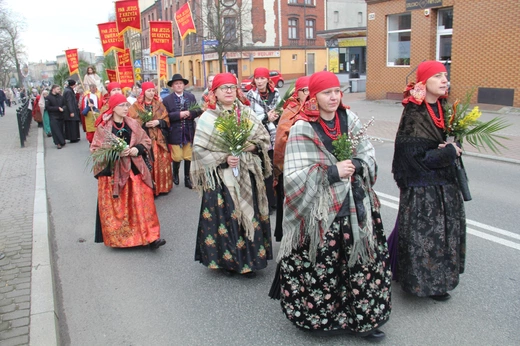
[106,69,118,83]
[118,49,131,66]
[118,65,134,89]
[159,55,167,81]
[149,21,174,57]
[115,0,141,35]
[98,22,125,55]
[65,49,79,75]
[175,3,196,40]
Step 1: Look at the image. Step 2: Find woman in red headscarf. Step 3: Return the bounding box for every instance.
[190,72,273,278]
[246,67,280,212]
[128,82,172,196]
[91,93,166,249]
[274,71,390,339]
[272,75,309,242]
[391,60,465,301]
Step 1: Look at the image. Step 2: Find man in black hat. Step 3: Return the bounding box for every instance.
[63,79,81,143]
[162,74,202,189]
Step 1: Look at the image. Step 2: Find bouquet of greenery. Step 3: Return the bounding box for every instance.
[332,117,380,161]
[86,127,128,172]
[274,81,295,115]
[213,109,254,177]
[444,89,510,153]
[136,108,153,123]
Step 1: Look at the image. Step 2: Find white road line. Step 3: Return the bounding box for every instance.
[377,191,520,251]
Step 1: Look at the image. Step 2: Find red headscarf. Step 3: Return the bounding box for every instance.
[294,76,309,92]
[297,71,345,122]
[95,93,128,126]
[107,82,122,94]
[403,60,448,106]
[139,82,158,102]
[250,67,275,92]
[206,72,249,110]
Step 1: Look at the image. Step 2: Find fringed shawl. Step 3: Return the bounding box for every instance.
[128,97,170,151]
[278,109,378,266]
[392,102,457,188]
[190,101,272,241]
[91,116,152,197]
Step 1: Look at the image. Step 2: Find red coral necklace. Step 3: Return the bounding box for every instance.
[319,112,341,140]
[425,101,445,129]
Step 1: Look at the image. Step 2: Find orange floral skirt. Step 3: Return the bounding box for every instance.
[97,172,160,247]
[152,141,172,196]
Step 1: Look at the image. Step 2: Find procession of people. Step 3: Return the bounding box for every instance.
[11,63,472,341]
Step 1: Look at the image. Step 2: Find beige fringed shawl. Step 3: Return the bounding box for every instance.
[190,101,272,241]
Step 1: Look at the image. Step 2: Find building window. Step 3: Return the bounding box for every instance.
[223,17,236,40]
[334,11,339,23]
[387,13,411,66]
[288,0,297,4]
[437,8,453,62]
[288,18,298,39]
[358,12,363,26]
[305,19,315,39]
[304,0,312,5]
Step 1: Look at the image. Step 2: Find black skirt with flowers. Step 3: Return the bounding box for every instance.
[194,173,273,274]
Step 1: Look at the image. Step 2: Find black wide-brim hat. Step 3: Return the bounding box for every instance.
[167,73,189,87]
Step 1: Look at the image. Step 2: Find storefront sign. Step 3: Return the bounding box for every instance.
[405,0,443,10]
[338,37,367,47]
[203,51,280,61]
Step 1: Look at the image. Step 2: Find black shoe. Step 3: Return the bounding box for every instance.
[430,293,451,301]
[184,161,192,189]
[184,176,193,189]
[150,238,166,249]
[243,271,257,279]
[364,329,386,340]
[57,144,62,149]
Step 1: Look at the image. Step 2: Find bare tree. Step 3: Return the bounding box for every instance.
[0,2,26,88]
[191,0,252,73]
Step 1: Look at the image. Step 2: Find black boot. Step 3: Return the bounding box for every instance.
[184,161,193,189]
[172,161,180,185]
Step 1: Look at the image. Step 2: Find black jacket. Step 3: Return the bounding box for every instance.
[45,93,65,119]
[63,86,80,122]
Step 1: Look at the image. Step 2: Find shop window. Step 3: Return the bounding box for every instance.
[437,8,453,62]
[387,13,411,66]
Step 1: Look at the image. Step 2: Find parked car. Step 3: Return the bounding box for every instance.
[240,70,284,91]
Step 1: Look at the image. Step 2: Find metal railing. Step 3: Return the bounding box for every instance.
[16,98,32,147]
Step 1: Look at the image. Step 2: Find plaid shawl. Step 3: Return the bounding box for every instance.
[190,101,272,241]
[128,97,170,151]
[91,116,152,197]
[278,109,379,266]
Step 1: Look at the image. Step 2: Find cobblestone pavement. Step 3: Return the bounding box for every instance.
[0,105,36,345]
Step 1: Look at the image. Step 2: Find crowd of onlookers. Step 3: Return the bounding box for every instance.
[0,86,29,116]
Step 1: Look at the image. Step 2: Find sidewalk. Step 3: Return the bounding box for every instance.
[342,92,520,164]
[0,106,57,345]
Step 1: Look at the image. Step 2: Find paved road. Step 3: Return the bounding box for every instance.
[1,90,519,345]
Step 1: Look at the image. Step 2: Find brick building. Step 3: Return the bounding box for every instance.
[365,0,519,107]
[165,0,326,88]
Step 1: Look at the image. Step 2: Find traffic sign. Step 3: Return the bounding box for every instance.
[135,68,141,74]
[134,60,142,68]
[203,40,219,46]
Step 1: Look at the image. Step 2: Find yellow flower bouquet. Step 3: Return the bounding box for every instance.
[444,90,510,153]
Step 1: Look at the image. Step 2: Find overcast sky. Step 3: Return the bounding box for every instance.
[6,0,116,62]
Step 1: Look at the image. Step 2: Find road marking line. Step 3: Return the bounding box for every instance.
[377,192,520,250]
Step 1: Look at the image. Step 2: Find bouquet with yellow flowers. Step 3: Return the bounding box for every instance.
[136,108,153,123]
[86,127,128,172]
[214,108,254,177]
[444,90,510,153]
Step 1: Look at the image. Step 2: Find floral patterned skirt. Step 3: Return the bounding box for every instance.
[194,174,273,274]
[397,184,466,297]
[279,217,392,333]
[95,172,161,247]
